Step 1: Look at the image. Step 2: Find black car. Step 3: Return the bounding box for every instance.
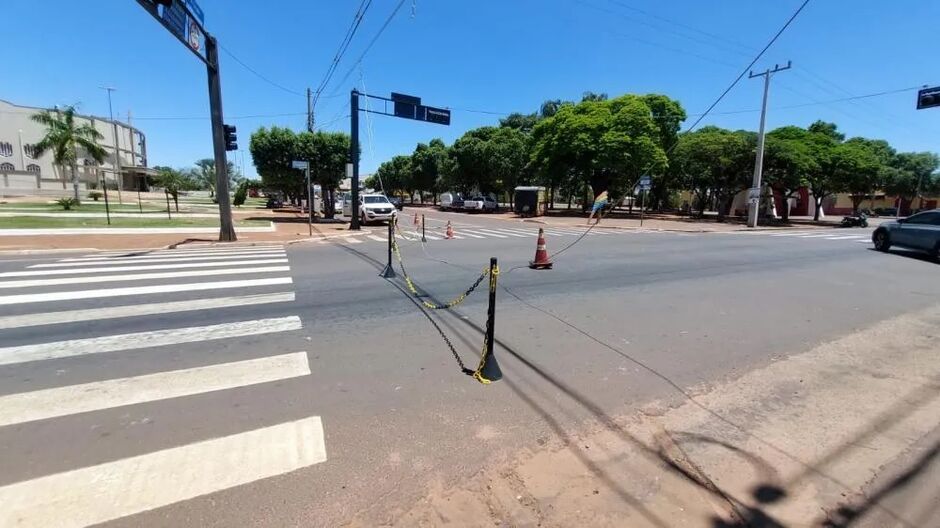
[388,196,404,211]
[265,197,284,209]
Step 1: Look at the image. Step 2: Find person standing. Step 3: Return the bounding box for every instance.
[586,190,608,225]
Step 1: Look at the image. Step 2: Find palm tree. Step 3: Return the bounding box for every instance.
[31,106,107,202]
[194,158,216,197]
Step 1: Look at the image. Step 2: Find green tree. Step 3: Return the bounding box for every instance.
[193,159,216,196]
[673,127,755,221]
[371,155,413,199]
[250,126,301,204]
[31,106,107,202]
[529,94,672,213]
[411,138,449,203]
[484,127,528,208]
[233,180,248,207]
[886,152,940,211]
[296,130,351,218]
[154,167,190,212]
[498,112,539,133]
[764,126,816,221]
[449,127,497,194]
[833,138,891,214]
[801,124,845,221]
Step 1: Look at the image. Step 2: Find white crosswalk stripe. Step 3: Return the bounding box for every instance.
[30,251,286,268]
[0,243,328,525]
[342,224,672,244]
[722,229,874,246]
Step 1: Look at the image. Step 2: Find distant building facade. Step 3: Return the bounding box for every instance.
[0,99,154,197]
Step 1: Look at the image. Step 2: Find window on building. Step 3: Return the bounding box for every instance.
[0,162,15,171]
[0,142,13,157]
[26,164,41,175]
[23,144,38,159]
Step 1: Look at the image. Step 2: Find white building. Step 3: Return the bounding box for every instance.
[0,99,155,197]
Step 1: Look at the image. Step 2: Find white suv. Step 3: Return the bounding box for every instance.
[344,194,397,225]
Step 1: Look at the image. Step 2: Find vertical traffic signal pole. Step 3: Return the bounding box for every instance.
[206,35,236,242]
[349,89,361,230]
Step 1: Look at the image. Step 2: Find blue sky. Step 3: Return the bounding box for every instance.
[4,0,939,178]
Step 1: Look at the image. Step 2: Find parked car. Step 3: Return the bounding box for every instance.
[343,193,398,225]
[872,209,940,258]
[439,192,463,211]
[265,196,284,209]
[463,195,498,212]
[388,196,404,211]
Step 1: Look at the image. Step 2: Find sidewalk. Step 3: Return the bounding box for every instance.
[482,210,848,233]
[352,304,940,527]
[0,216,370,252]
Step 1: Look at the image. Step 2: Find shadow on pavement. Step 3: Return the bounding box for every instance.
[330,236,933,526]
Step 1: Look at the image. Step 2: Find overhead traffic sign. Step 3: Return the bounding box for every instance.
[917,86,940,110]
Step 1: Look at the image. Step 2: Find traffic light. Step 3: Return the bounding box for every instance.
[223,124,237,151]
[916,86,940,110]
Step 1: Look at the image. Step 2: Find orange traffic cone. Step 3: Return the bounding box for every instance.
[445,221,454,239]
[529,228,553,269]
[413,211,419,226]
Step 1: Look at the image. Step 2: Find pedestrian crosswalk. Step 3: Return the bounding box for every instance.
[0,243,325,527]
[723,229,874,244]
[316,224,655,246]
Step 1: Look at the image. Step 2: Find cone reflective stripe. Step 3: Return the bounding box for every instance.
[445,221,454,239]
[528,228,553,269]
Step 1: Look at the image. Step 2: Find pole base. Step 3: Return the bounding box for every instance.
[381,265,396,279]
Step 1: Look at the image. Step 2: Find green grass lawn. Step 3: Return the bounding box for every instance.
[0,201,164,213]
[0,216,271,229]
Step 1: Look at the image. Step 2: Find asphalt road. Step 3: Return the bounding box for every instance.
[1,210,937,527]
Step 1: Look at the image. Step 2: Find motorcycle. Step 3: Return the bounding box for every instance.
[841,212,869,228]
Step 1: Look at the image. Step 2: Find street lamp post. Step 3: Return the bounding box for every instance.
[100,87,124,206]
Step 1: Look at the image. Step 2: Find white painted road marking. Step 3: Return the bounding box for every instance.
[57,249,287,263]
[366,235,386,242]
[0,416,326,528]
[465,229,507,238]
[825,235,867,240]
[29,252,286,268]
[0,352,311,427]
[0,292,295,330]
[455,230,485,238]
[92,245,284,257]
[0,265,290,289]
[0,316,302,366]
[0,259,290,278]
[0,277,293,306]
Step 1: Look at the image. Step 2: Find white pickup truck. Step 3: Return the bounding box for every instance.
[462,195,498,212]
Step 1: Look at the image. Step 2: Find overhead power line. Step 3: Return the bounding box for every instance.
[218,44,305,97]
[328,0,408,96]
[312,0,374,110]
[682,0,812,134]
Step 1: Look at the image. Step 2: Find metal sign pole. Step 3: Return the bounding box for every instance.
[306,165,313,237]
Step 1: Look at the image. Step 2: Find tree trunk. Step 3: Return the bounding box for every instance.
[851,196,863,214]
[173,193,179,212]
[780,191,791,222]
[71,163,80,203]
[813,195,822,221]
[566,192,572,210]
[549,184,555,210]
